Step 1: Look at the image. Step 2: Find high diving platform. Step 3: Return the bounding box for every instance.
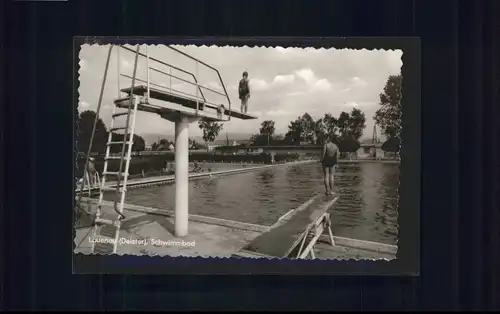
[234,194,339,259]
[119,85,257,122]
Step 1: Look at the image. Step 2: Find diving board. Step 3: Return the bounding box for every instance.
[120,85,257,121]
[234,194,339,259]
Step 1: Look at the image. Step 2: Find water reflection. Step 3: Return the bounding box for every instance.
[377,164,399,241]
[105,162,399,245]
[329,163,399,245]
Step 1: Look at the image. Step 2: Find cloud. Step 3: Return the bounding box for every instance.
[121,59,130,68]
[286,91,306,97]
[265,109,296,117]
[79,101,90,109]
[293,68,332,92]
[349,76,367,87]
[249,78,269,91]
[294,68,316,84]
[339,77,368,93]
[272,74,295,85]
[312,79,332,91]
[158,81,169,88]
[275,47,290,54]
[204,81,222,90]
[344,101,360,108]
[79,59,88,71]
[256,68,332,98]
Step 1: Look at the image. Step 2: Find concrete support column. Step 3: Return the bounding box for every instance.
[174,115,189,237]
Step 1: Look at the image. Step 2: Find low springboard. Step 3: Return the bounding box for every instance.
[233,194,339,259]
[119,85,258,122]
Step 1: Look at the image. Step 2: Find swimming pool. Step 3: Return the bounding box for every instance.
[102,162,399,245]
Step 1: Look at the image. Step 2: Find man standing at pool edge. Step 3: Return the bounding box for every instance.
[320,136,339,195]
[239,71,250,114]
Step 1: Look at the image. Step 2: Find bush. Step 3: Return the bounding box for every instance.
[381,137,401,153]
[338,136,361,153]
[190,152,273,164]
[75,151,302,177]
[274,152,300,163]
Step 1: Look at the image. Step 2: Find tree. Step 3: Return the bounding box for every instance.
[313,113,346,145]
[323,113,340,144]
[273,134,284,142]
[337,111,351,137]
[77,110,109,155]
[189,138,200,150]
[259,120,276,145]
[151,142,159,151]
[109,133,145,153]
[159,139,169,150]
[132,135,146,152]
[250,133,269,146]
[259,120,276,136]
[347,108,366,140]
[284,119,303,145]
[264,133,285,146]
[284,113,316,145]
[197,142,208,150]
[314,118,327,145]
[374,74,402,139]
[300,113,316,143]
[198,120,224,150]
[321,109,366,141]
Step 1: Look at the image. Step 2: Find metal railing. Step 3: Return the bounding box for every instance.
[167,45,232,110]
[120,74,201,101]
[81,171,101,196]
[117,45,232,121]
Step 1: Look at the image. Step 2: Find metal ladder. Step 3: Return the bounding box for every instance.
[90,45,141,254]
[90,95,139,254]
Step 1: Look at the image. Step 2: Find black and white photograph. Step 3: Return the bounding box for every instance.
[74,42,401,260]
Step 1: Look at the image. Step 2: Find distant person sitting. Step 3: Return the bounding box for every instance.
[87,157,98,186]
[320,136,339,195]
[238,71,250,114]
[192,161,203,173]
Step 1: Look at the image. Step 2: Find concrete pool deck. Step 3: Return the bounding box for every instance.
[74,198,397,260]
[75,160,317,194]
[74,198,265,257]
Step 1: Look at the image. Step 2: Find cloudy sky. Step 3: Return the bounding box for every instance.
[78,44,402,143]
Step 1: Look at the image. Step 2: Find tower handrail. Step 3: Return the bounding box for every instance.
[119,45,208,104]
[120,74,225,109]
[149,67,228,98]
[166,45,232,110]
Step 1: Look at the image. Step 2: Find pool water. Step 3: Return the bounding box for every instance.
[103,162,399,245]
